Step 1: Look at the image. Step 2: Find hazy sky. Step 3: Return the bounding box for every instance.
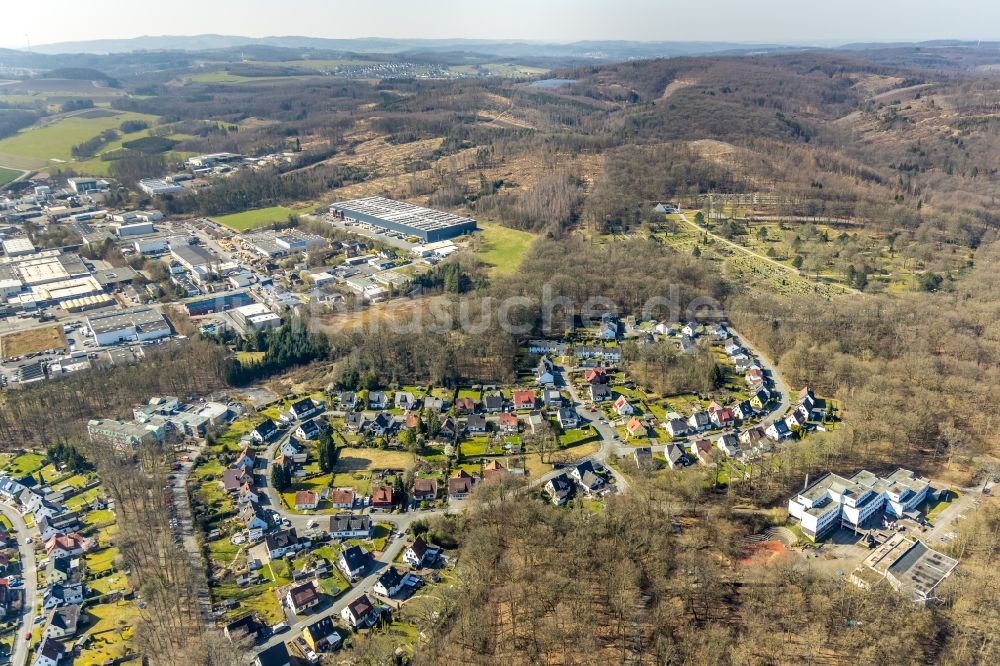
[1,0,996,49]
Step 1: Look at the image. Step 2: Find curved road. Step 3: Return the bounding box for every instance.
[0,501,37,666]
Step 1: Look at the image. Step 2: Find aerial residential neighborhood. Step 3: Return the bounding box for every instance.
[0,4,996,665]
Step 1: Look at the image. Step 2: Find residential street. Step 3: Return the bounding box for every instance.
[0,501,37,666]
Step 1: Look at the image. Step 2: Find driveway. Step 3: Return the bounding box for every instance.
[0,501,37,666]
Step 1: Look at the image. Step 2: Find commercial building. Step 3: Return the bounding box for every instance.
[116,221,155,237]
[138,179,183,196]
[787,468,931,540]
[86,306,172,345]
[233,303,281,332]
[66,178,109,194]
[241,229,327,259]
[87,418,165,449]
[2,237,35,257]
[170,243,217,274]
[329,196,476,242]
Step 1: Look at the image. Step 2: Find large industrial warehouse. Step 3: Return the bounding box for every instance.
[328,196,476,242]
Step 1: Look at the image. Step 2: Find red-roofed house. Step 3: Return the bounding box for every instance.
[371,485,394,508]
[294,491,318,511]
[513,390,536,410]
[498,412,519,434]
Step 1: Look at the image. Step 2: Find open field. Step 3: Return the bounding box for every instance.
[476,222,536,276]
[212,206,302,231]
[336,447,414,470]
[0,324,66,358]
[0,166,22,186]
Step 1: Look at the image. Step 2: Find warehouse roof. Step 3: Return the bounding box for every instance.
[87,306,170,336]
[330,196,474,234]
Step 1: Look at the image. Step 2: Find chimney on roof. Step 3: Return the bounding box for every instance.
[804,474,810,491]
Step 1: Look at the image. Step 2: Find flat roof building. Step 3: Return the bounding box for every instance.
[139,179,183,196]
[329,196,476,242]
[788,468,931,540]
[241,229,327,259]
[170,244,217,273]
[852,532,958,604]
[86,306,171,346]
[233,303,281,332]
[2,238,35,257]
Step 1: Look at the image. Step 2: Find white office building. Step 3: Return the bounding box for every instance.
[788,468,931,540]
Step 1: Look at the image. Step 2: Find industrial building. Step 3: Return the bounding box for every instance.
[86,306,172,346]
[2,238,35,257]
[329,196,476,242]
[66,178,109,194]
[232,303,282,332]
[116,221,155,237]
[170,243,217,274]
[138,179,183,196]
[241,229,327,259]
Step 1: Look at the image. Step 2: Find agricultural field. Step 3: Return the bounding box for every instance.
[0,109,158,169]
[0,324,66,358]
[449,63,550,77]
[212,206,303,231]
[475,222,536,276]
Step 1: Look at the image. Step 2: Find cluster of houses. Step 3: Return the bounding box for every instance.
[544,460,610,505]
[0,475,102,666]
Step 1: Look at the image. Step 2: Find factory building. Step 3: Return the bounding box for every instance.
[329,196,476,242]
[86,306,172,346]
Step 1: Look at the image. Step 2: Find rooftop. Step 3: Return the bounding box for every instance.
[330,196,475,234]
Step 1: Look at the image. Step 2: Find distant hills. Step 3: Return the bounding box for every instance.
[26,34,796,59]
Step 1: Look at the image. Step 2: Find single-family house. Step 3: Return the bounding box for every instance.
[395,391,415,410]
[557,407,578,429]
[294,418,323,441]
[799,386,816,412]
[330,487,356,510]
[692,439,714,465]
[545,474,574,505]
[403,536,440,568]
[344,412,366,432]
[404,412,421,430]
[42,604,81,640]
[513,390,536,410]
[341,594,379,629]
[765,420,792,441]
[572,461,606,494]
[482,394,503,413]
[254,642,290,666]
[221,467,253,493]
[237,482,259,506]
[681,321,698,338]
[223,613,262,644]
[713,324,729,339]
[739,427,766,447]
[590,383,611,403]
[371,485,394,509]
[366,391,386,410]
[339,391,357,409]
[328,514,372,540]
[785,407,808,429]
[280,437,308,463]
[633,446,653,468]
[45,533,93,560]
[448,470,476,499]
[583,367,608,384]
[369,412,392,436]
[733,401,754,421]
[666,418,689,438]
[33,638,66,666]
[526,411,546,434]
[294,491,319,511]
[664,443,687,469]
[42,583,84,610]
[285,580,320,615]
[412,478,438,502]
[338,545,368,580]
[437,417,457,440]
[250,419,278,444]
[465,414,487,434]
[233,447,257,471]
[373,566,410,598]
[238,502,271,539]
[302,616,341,652]
[289,397,321,420]
[424,396,445,413]
[47,557,81,585]
[482,460,506,483]
[542,387,563,407]
[688,411,712,432]
[498,412,519,434]
[750,388,770,410]
[454,397,477,414]
[614,396,635,416]
[716,434,740,457]
[626,417,647,439]
[264,528,300,559]
[536,357,555,385]
[710,406,735,429]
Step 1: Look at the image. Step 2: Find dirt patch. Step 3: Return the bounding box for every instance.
[657,79,695,104]
[738,540,791,567]
[0,324,67,358]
